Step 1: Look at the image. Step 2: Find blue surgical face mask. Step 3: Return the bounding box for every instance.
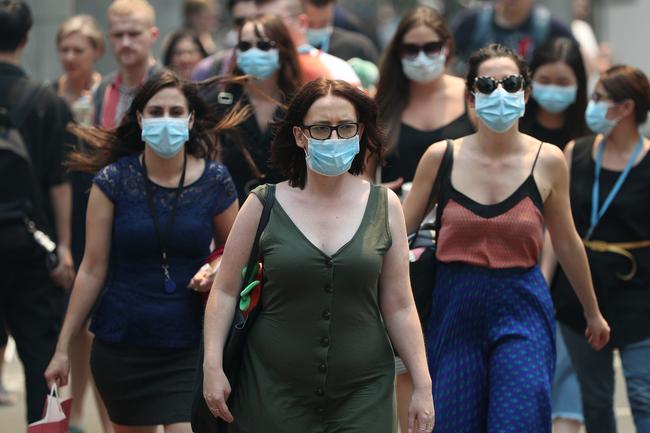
[304,135,360,177]
[532,82,578,114]
[401,52,446,84]
[141,116,190,159]
[474,87,526,133]
[585,100,618,135]
[236,47,280,79]
[306,26,332,52]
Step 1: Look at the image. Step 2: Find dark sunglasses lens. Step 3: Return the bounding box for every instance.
[503,76,523,93]
[422,41,444,56]
[257,41,273,51]
[400,44,419,59]
[237,41,252,51]
[476,77,496,94]
[233,17,246,27]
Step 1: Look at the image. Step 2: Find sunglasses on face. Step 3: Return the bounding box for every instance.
[302,123,360,140]
[399,40,446,59]
[474,75,524,94]
[236,39,276,52]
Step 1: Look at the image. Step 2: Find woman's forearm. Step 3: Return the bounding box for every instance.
[552,232,600,318]
[203,288,238,370]
[384,306,432,389]
[55,268,105,352]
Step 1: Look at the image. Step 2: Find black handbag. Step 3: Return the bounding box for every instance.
[408,140,453,330]
[191,184,276,433]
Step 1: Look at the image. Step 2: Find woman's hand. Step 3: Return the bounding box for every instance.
[203,366,234,423]
[585,313,610,350]
[189,259,220,293]
[408,385,435,433]
[44,350,70,388]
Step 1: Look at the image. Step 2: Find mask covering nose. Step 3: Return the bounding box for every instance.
[585,100,619,135]
[531,82,578,113]
[141,116,190,159]
[307,26,333,52]
[474,87,526,133]
[304,135,360,176]
[236,48,280,79]
[401,52,446,84]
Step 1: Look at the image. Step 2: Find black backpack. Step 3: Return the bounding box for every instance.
[0,81,51,259]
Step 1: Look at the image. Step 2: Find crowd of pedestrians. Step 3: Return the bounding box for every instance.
[0,0,648,433]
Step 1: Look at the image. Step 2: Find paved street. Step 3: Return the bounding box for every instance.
[0,337,637,432]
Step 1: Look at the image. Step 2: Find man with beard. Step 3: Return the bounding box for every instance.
[93,0,162,128]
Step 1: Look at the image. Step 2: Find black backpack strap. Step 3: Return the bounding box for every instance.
[420,139,453,225]
[433,139,453,232]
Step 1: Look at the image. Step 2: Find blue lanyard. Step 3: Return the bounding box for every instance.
[586,136,644,240]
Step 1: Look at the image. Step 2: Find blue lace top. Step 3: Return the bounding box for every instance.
[90,154,237,348]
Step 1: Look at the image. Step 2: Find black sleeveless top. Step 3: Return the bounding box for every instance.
[381,111,474,184]
[552,135,650,347]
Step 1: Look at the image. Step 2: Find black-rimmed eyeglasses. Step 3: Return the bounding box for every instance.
[301,123,360,140]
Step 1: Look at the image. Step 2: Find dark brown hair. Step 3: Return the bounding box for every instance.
[465,43,531,94]
[67,70,251,173]
[272,79,385,188]
[231,14,302,99]
[601,64,650,125]
[375,6,454,152]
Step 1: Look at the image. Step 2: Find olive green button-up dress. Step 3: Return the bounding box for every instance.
[230,184,396,433]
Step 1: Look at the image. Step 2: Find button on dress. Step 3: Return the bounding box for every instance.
[230,184,396,433]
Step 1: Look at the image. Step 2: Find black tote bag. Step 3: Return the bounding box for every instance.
[191,184,275,433]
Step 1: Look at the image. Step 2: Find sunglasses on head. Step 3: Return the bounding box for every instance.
[236,39,276,52]
[399,40,446,59]
[474,75,524,94]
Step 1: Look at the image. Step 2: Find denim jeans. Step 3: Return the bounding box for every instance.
[552,328,584,422]
[561,324,650,433]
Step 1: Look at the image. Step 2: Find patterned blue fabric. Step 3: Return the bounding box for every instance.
[425,262,556,433]
[91,154,237,347]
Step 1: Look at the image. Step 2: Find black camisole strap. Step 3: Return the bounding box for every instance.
[531,141,543,175]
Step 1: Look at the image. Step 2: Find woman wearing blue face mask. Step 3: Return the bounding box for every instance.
[403,44,610,433]
[374,6,475,192]
[203,14,302,204]
[44,71,248,433]
[521,37,588,151]
[520,37,589,433]
[202,78,434,432]
[545,65,650,433]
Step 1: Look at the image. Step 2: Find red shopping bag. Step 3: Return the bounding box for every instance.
[27,384,72,433]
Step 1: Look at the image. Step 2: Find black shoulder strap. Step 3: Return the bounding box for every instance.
[531,141,544,174]
[243,184,276,283]
[421,139,454,225]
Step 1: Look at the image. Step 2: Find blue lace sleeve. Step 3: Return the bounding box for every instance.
[92,162,121,202]
[206,161,238,215]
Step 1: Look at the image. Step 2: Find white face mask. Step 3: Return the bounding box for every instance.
[401,52,446,84]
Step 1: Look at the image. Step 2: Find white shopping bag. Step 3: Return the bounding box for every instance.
[27,384,72,433]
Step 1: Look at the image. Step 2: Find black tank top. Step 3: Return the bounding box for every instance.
[381,111,474,184]
[552,135,650,347]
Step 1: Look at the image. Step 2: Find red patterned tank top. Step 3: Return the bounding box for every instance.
[436,143,545,269]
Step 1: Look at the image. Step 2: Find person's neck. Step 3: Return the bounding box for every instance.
[476,123,522,157]
[246,75,280,101]
[409,75,445,100]
[495,2,532,28]
[121,57,154,90]
[142,146,186,185]
[0,50,21,66]
[536,108,566,130]
[61,71,98,99]
[303,171,351,198]
[606,119,642,154]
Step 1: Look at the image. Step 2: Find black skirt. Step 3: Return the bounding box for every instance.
[91,339,199,425]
